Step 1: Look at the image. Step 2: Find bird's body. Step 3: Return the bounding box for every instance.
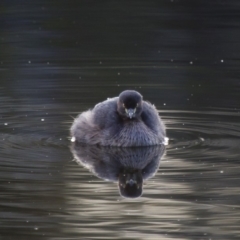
[70,91,166,147]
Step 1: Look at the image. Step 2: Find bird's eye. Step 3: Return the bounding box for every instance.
[122,103,125,108]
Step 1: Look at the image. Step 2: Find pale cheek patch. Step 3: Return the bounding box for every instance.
[83,111,92,122]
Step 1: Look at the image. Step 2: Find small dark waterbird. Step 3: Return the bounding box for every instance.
[70,90,166,147]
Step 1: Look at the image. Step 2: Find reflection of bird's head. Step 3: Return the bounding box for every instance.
[118,169,143,198]
[117,90,143,119]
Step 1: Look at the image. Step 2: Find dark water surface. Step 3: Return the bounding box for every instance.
[1,1,240,239]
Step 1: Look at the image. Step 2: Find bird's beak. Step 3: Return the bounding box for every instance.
[127,178,137,186]
[126,108,136,119]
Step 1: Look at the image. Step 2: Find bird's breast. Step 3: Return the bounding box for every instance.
[106,121,160,147]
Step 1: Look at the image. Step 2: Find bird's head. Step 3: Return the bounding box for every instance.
[117,90,143,119]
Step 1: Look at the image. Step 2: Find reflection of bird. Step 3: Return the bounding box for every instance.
[71,143,165,198]
[70,90,166,147]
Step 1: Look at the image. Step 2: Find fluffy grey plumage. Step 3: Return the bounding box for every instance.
[70,90,166,147]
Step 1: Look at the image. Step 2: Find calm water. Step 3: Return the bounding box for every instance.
[1,1,240,240]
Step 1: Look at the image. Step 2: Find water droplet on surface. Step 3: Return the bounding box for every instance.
[163,137,169,146]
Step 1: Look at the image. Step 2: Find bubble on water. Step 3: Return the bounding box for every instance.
[220,170,224,173]
[163,137,169,146]
[4,123,8,126]
[71,137,76,142]
[41,119,45,121]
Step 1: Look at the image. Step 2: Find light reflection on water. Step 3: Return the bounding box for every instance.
[1,104,240,240]
[58,110,239,240]
[71,143,166,198]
